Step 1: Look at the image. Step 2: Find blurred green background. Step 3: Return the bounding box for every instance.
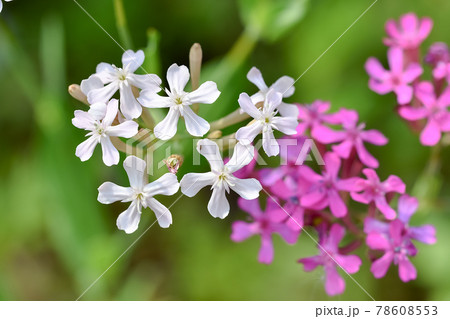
[0,0,449,300]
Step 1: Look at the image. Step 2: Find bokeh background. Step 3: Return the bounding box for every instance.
[0,0,449,300]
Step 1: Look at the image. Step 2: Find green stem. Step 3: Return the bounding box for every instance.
[113,0,133,49]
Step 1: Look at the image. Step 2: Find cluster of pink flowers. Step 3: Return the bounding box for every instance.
[230,100,436,296]
[366,13,450,146]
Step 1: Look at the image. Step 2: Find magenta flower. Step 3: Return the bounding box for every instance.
[384,13,433,50]
[399,82,450,146]
[425,42,450,67]
[231,198,299,264]
[366,219,418,282]
[433,62,450,83]
[296,101,343,139]
[313,109,388,168]
[351,168,405,220]
[298,224,362,296]
[299,152,361,218]
[366,47,423,105]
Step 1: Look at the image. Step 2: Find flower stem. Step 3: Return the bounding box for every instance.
[113,0,134,49]
[209,109,250,131]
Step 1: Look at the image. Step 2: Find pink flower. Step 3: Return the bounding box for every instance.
[231,198,299,264]
[351,168,405,220]
[298,224,362,296]
[425,42,450,67]
[296,101,343,139]
[313,109,388,168]
[299,152,362,218]
[399,82,450,146]
[384,13,433,50]
[366,219,418,282]
[365,47,423,105]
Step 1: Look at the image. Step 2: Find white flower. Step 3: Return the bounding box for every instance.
[72,99,138,166]
[138,64,221,140]
[84,50,162,120]
[0,0,13,12]
[180,139,262,219]
[98,156,180,233]
[235,90,298,157]
[247,66,299,118]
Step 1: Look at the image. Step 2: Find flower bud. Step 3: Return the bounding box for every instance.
[164,155,183,174]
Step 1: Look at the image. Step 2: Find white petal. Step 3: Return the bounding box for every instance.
[123,156,147,190]
[98,182,133,204]
[146,198,173,228]
[238,93,261,119]
[87,81,119,104]
[0,2,3,12]
[120,84,142,120]
[277,102,299,118]
[81,75,104,96]
[230,178,262,200]
[154,107,180,140]
[271,116,298,135]
[250,92,266,105]
[235,121,263,145]
[167,63,190,94]
[137,90,173,108]
[271,76,295,97]
[107,120,138,138]
[116,201,142,234]
[143,173,180,197]
[208,185,230,219]
[128,73,162,91]
[101,137,120,166]
[187,81,221,104]
[72,110,95,130]
[196,139,224,172]
[182,106,210,137]
[75,136,99,162]
[262,128,279,156]
[180,172,216,197]
[88,102,108,121]
[95,63,117,83]
[247,67,268,91]
[102,99,119,126]
[225,143,255,173]
[264,89,282,114]
[122,50,145,73]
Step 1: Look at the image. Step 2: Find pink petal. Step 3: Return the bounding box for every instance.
[334,254,362,274]
[409,225,436,245]
[385,19,401,40]
[336,177,365,192]
[364,217,389,234]
[231,221,256,242]
[365,58,387,80]
[332,140,354,159]
[355,139,379,168]
[298,256,322,271]
[370,252,393,278]
[394,84,413,105]
[417,18,433,41]
[375,196,397,220]
[403,63,423,83]
[275,224,299,244]
[327,224,345,250]
[398,258,417,282]
[351,191,371,204]
[324,152,341,179]
[420,119,441,146]
[325,266,345,296]
[298,166,323,183]
[369,79,393,95]
[360,129,388,145]
[366,232,390,250]
[383,175,406,194]
[258,235,274,264]
[312,125,346,144]
[397,194,418,224]
[398,106,428,121]
[388,47,404,74]
[415,81,436,108]
[400,13,418,33]
[328,189,347,218]
[300,191,327,209]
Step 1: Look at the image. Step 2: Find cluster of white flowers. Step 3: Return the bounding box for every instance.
[72,49,298,233]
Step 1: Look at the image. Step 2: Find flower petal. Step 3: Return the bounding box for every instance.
[123,156,147,190]
[138,90,173,108]
[128,73,162,91]
[238,93,261,119]
[98,182,133,204]
[258,235,274,264]
[167,63,190,94]
[231,221,257,242]
[207,185,230,219]
[182,106,210,137]
[87,81,119,104]
[116,201,142,234]
[196,139,224,172]
[75,136,99,162]
[122,50,145,73]
[262,128,279,156]
[277,102,299,118]
[154,107,180,140]
[226,143,255,173]
[101,137,120,166]
[235,121,263,145]
[398,258,417,282]
[187,81,221,104]
[230,178,262,200]
[146,198,173,228]
[180,172,216,197]
[144,173,179,197]
[370,252,393,279]
[120,84,142,120]
[80,75,104,96]
[325,266,345,296]
[271,116,298,135]
[107,120,138,138]
[271,76,295,97]
[247,67,268,91]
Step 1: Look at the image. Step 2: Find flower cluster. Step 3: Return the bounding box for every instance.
[366,13,450,146]
[230,98,435,296]
[70,18,437,297]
